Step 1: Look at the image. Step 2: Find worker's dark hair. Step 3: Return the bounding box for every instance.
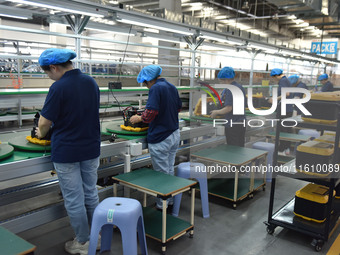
[40,60,73,71]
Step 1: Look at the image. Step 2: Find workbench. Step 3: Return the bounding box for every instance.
[191,144,268,208]
[266,131,311,143]
[112,168,197,254]
[0,226,36,255]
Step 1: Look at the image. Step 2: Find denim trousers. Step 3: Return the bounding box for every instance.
[53,156,100,243]
[148,129,180,208]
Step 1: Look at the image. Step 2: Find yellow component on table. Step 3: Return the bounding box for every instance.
[120,125,148,132]
[26,136,51,146]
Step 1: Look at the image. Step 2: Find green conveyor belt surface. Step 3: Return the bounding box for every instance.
[116,134,146,140]
[0,151,51,164]
[8,136,51,152]
[0,144,14,160]
[192,144,267,166]
[7,110,37,115]
[106,123,148,136]
[112,168,196,196]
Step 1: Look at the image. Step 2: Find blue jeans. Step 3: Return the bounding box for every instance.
[54,157,100,243]
[148,129,180,208]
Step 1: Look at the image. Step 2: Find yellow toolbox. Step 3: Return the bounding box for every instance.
[296,140,334,176]
[294,183,335,223]
[302,92,340,124]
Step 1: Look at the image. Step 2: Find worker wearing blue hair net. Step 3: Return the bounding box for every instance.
[130,65,182,209]
[288,74,308,114]
[270,68,293,154]
[210,66,246,147]
[317,73,334,92]
[37,48,100,254]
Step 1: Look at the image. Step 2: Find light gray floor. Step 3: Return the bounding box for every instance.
[18,177,339,255]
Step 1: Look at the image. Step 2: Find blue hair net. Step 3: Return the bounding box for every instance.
[318,73,328,81]
[217,66,235,79]
[39,48,76,66]
[270,68,283,76]
[137,65,162,83]
[288,74,299,85]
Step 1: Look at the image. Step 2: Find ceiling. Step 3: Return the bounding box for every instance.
[113,0,340,40]
[0,0,339,42]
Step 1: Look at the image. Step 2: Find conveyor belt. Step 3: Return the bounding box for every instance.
[0,144,14,160]
[8,136,51,152]
[106,123,148,136]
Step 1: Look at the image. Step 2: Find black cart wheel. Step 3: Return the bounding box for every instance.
[262,186,266,191]
[266,226,275,235]
[315,241,323,252]
[233,203,237,209]
[189,233,194,238]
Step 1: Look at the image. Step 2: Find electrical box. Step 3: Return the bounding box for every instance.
[108,81,122,89]
[129,142,142,156]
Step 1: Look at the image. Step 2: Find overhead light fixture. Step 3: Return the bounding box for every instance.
[142,32,181,44]
[200,32,244,45]
[281,50,301,57]
[116,13,194,36]
[0,5,32,19]
[86,22,136,36]
[248,42,277,53]
[7,0,105,17]
[0,13,30,19]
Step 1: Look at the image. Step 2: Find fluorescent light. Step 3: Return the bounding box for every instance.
[281,50,301,57]
[7,0,105,17]
[116,14,194,35]
[201,33,244,45]
[143,32,181,44]
[0,13,29,19]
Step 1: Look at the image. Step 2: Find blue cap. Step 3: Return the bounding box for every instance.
[318,73,328,81]
[137,65,162,83]
[217,66,235,79]
[288,74,299,85]
[270,68,283,76]
[39,48,76,66]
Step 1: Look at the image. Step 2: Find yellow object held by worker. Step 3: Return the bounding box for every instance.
[120,125,148,132]
[26,136,51,146]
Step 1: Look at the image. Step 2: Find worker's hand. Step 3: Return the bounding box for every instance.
[35,127,42,139]
[130,115,142,124]
[267,97,273,104]
[210,110,220,119]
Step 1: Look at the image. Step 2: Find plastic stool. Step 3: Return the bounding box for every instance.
[88,197,148,255]
[252,142,275,182]
[172,162,210,218]
[298,129,320,140]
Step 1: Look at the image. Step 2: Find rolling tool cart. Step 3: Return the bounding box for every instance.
[265,104,340,252]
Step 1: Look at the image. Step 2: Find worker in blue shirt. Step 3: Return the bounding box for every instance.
[288,74,308,115]
[130,65,182,209]
[36,48,100,254]
[210,66,246,147]
[269,68,293,154]
[317,73,334,92]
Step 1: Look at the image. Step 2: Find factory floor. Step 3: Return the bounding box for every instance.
[18,177,340,255]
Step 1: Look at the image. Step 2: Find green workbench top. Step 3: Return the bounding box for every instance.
[112,168,196,196]
[191,144,267,166]
[267,131,311,142]
[0,226,36,255]
[0,150,51,164]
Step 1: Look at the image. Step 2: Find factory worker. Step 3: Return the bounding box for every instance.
[317,73,334,92]
[130,65,182,210]
[36,48,100,255]
[270,68,294,154]
[288,74,308,115]
[210,66,246,147]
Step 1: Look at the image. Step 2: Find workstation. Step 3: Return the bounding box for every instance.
[1,1,340,255]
